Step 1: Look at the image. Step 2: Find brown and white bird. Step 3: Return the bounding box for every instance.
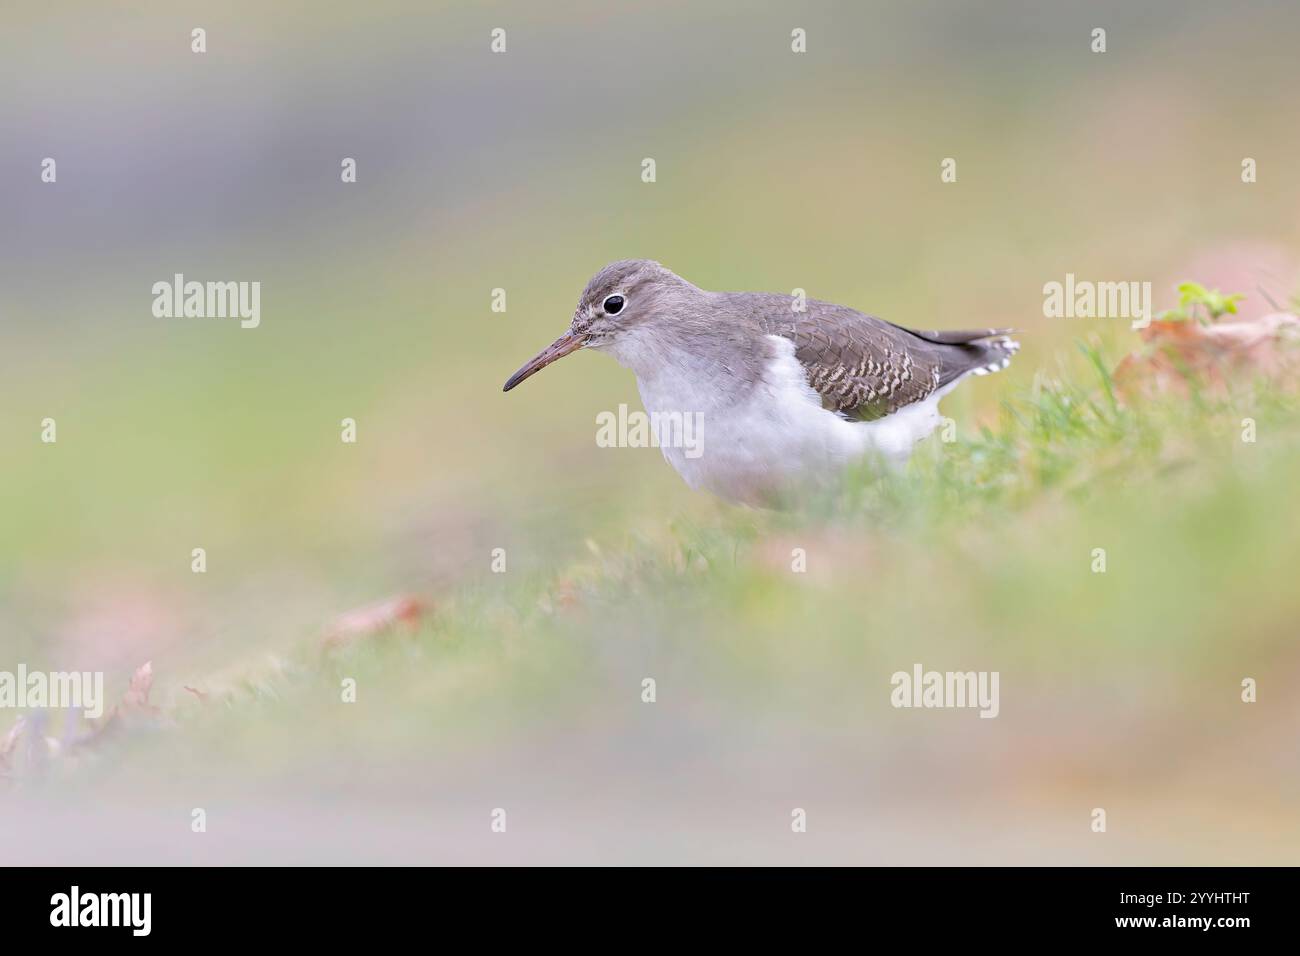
[504,259,1018,503]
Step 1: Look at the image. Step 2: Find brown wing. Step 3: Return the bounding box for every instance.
[736,294,1016,420]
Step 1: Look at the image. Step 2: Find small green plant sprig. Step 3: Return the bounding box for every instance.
[1157,281,1246,325]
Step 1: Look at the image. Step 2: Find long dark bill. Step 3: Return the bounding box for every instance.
[502,331,586,392]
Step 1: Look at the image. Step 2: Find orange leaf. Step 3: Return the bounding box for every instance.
[1116,312,1300,401]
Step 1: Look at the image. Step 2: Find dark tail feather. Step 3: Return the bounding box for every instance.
[889,321,1021,381]
[895,324,1017,346]
[965,335,1020,376]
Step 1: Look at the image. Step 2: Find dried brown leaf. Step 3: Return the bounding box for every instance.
[323,595,426,649]
[74,660,161,749]
[0,716,27,778]
[123,660,157,712]
[1115,312,1300,401]
[0,716,24,759]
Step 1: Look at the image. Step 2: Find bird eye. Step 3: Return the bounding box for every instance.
[602,294,625,315]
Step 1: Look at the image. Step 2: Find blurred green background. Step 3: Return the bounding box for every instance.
[2,0,1299,863]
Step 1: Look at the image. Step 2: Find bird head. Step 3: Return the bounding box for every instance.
[502,259,689,391]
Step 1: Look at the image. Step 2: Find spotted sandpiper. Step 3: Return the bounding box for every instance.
[504,259,1018,503]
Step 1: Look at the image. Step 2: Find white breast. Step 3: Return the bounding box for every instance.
[628,335,953,503]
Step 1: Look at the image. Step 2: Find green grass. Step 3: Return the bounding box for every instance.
[12,334,1300,864]
[58,336,1299,763]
